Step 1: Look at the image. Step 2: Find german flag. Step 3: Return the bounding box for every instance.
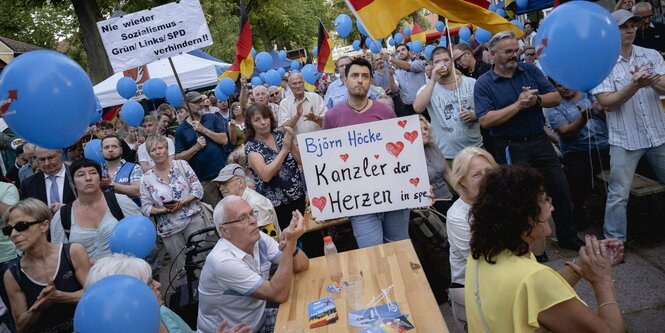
[344,0,522,40]
[410,22,427,44]
[317,21,336,74]
[219,60,241,82]
[235,0,254,79]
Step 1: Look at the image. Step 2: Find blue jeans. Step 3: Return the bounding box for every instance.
[605,144,665,241]
[349,209,410,248]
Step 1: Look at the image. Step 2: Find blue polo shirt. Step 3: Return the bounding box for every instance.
[474,63,556,138]
[175,114,231,181]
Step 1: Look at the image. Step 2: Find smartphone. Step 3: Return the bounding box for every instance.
[163,200,175,206]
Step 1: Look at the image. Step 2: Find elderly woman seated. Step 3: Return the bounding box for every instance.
[84,253,252,333]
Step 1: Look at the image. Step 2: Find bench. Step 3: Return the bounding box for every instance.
[596,171,665,197]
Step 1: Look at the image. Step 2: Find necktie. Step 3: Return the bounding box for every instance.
[48,175,60,204]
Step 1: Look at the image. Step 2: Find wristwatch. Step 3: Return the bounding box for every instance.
[535,95,542,107]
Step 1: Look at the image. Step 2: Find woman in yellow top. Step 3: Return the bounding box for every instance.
[465,165,625,333]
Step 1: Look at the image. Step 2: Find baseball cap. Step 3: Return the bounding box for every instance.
[213,164,245,183]
[612,9,642,26]
[185,91,205,103]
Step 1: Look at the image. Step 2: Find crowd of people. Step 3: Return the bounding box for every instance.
[0,2,662,332]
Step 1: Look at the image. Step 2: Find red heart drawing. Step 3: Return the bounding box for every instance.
[340,154,349,162]
[386,141,404,158]
[409,178,420,187]
[374,154,380,159]
[397,120,407,128]
[312,196,327,213]
[404,130,419,144]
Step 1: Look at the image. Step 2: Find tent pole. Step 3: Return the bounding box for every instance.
[168,57,193,114]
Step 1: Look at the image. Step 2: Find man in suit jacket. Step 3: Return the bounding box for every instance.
[20,147,76,212]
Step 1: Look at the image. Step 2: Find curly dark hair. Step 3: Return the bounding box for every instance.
[244,103,277,141]
[470,165,546,264]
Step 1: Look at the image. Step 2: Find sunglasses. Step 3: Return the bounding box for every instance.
[2,220,42,236]
[269,93,280,97]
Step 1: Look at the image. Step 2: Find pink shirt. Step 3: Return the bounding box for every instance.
[323,100,396,129]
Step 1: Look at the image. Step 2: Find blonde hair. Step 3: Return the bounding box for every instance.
[2,198,52,226]
[450,147,498,191]
[144,134,168,153]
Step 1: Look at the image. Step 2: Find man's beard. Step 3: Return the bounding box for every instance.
[104,154,121,162]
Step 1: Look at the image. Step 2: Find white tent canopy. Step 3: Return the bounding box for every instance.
[94,53,231,108]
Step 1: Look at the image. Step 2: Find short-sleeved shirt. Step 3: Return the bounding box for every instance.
[244,130,305,207]
[323,99,396,129]
[417,76,483,158]
[446,198,471,285]
[544,95,609,155]
[323,79,380,109]
[590,45,665,151]
[465,251,583,332]
[394,59,428,105]
[278,92,327,135]
[175,114,231,180]
[474,63,557,138]
[197,233,282,332]
[138,138,176,168]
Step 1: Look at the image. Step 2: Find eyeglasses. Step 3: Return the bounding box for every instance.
[497,48,521,56]
[524,52,536,57]
[2,220,42,236]
[269,93,280,98]
[454,51,468,63]
[223,210,258,225]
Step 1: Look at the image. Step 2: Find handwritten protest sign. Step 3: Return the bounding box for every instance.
[298,115,431,220]
[97,0,212,72]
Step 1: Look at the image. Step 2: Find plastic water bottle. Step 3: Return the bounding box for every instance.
[323,236,342,288]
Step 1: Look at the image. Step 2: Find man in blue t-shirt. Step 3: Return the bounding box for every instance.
[474,31,584,251]
[175,91,231,206]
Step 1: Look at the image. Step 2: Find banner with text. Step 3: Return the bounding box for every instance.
[298,115,431,220]
[97,0,212,72]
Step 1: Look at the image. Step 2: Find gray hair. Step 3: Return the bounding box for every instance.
[488,31,516,52]
[213,195,244,228]
[83,253,152,289]
[144,134,168,154]
[23,143,36,153]
[376,95,394,111]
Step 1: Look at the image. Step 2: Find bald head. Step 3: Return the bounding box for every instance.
[288,72,305,97]
[633,2,652,28]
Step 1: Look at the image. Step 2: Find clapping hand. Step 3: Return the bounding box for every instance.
[30,279,59,312]
[217,320,252,333]
[282,126,295,151]
[195,136,207,150]
[565,235,614,285]
[517,87,539,109]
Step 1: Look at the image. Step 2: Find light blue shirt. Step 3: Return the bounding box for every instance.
[393,59,427,105]
[324,79,380,109]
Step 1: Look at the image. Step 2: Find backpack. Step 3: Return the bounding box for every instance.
[409,207,451,304]
[60,192,125,240]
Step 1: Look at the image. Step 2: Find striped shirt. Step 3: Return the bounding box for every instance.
[591,45,665,151]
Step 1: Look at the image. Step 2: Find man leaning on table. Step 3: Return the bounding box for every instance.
[197,196,310,333]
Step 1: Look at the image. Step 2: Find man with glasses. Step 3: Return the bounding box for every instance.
[474,31,585,251]
[632,2,665,58]
[175,91,232,206]
[591,10,665,243]
[268,86,282,105]
[452,43,491,80]
[214,164,280,239]
[278,72,327,136]
[20,147,76,212]
[197,195,309,333]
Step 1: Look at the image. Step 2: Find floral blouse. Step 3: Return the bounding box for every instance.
[245,130,305,207]
[140,160,204,237]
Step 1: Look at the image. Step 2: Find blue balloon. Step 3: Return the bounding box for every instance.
[511,19,524,29]
[388,39,395,46]
[302,64,318,85]
[352,40,361,51]
[214,84,228,102]
[403,26,412,38]
[116,77,137,99]
[251,76,263,86]
[265,69,281,87]
[83,139,104,166]
[75,275,160,333]
[255,52,273,72]
[165,84,183,107]
[394,33,404,44]
[120,100,144,127]
[0,50,95,149]
[110,215,157,258]
[475,28,492,44]
[458,26,471,41]
[335,14,353,38]
[538,1,620,91]
[406,42,413,50]
[90,97,103,125]
[516,0,528,8]
[489,3,497,11]
[259,72,266,81]
[219,77,235,96]
[459,39,469,45]
[277,67,285,76]
[312,46,318,57]
[357,21,369,37]
[438,38,448,48]
[291,60,301,71]
[496,8,506,17]
[411,40,423,53]
[424,44,435,60]
[278,50,287,60]
[435,21,445,33]
[369,40,381,54]
[141,78,166,100]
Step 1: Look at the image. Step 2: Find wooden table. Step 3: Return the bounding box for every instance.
[303,210,349,233]
[274,240,449,332]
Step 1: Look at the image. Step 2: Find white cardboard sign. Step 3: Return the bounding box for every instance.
[297,115,431,220]
[97,0,213,72]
